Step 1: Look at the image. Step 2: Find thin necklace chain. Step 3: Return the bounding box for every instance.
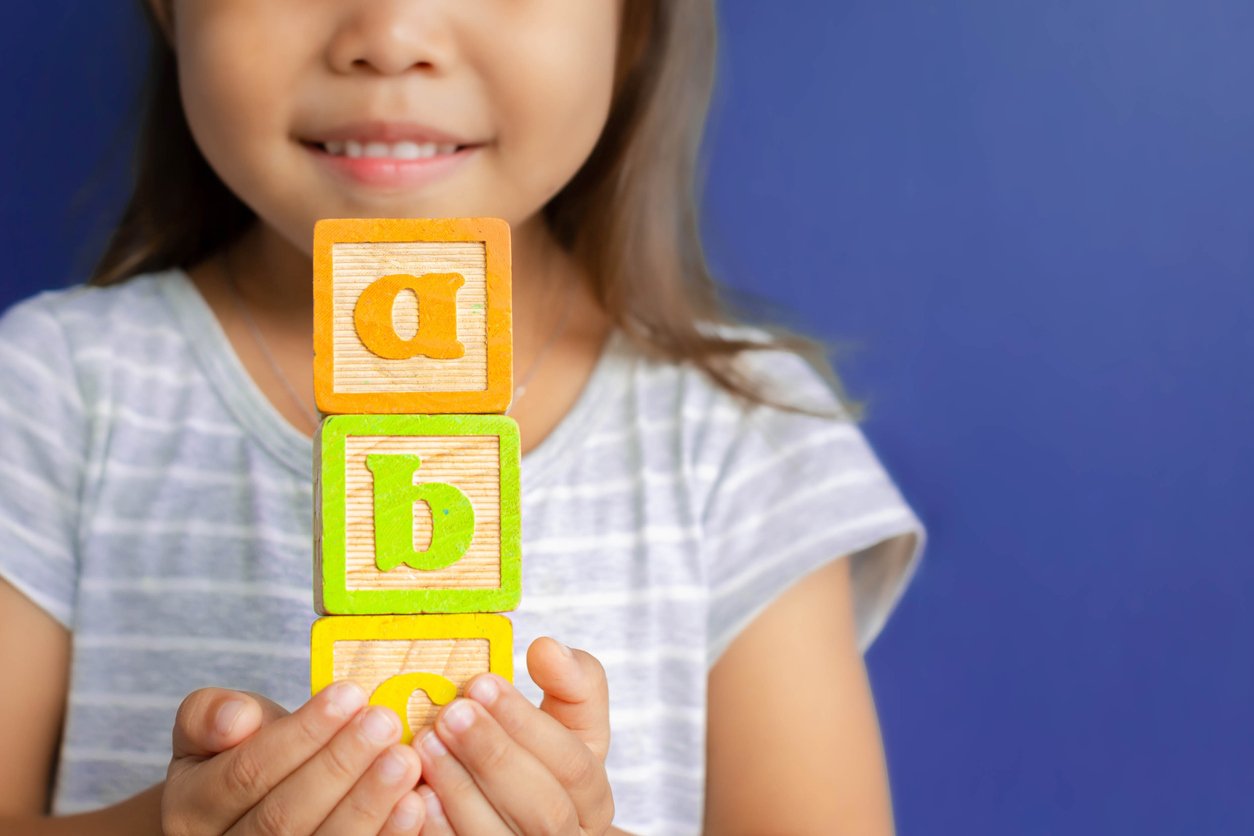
[221,255,573,423]
[221,258,323,431]
[509,288,574,414]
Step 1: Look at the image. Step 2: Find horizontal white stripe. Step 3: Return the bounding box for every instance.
[0,397,85,467]
[4,466,77,515]
[595,644,706,665]
[56,311,185,345]
[580,429,638,450]
[61,747,169,767]
[719,423,861,495]
[80,577,312,606]
[70,691,184,710]
[102,459,310,495]
[84,580,708,613]
[527,475,642,503]
[611,704,705,725]
[524,525,699,556]
[0,336,83,411]
[712,507,914,602]
[54,799,108,816]
[609,762,704,785]
[92,402,245,439]
[526,467,715,503]
[0,515,74,564]
[519,585,706,612]
[705,468,884,546]
[91,517,310,548]
[76,634,306,658]
[577,406,743,448]
[71,348,197,387]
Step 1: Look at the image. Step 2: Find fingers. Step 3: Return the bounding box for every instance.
[378,790,425,836]
[415,722,518,835]
[464,673,614,831]
[165,687,303,835]
[417,786,455,836]
[169,681,366,834]
[231,704,410,834]
[171,687,291,759]
[527,637,612,761]
[314,744,423,836]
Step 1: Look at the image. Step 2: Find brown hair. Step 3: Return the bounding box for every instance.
[92,0,848,412]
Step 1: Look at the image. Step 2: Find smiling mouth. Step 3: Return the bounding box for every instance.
[304,139,470,160]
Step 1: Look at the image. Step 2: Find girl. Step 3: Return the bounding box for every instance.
[0,0,923,833]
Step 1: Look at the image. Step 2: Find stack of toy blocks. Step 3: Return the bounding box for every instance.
[309,218,519,743]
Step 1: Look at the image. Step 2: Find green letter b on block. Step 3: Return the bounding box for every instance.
[366,454,475,572]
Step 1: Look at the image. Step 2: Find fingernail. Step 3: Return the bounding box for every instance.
[421,730,447,757]
[391,792,422,829]
[467,676,499,706]
[361,706,398,742]
[325,681,366,717]
[376,749,408,784]
[442,700,474,734]
[420,787,445,822]
[214,699,245,737]
[558,641,574,658]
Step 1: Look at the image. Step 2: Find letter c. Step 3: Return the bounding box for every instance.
[369,672,459,743]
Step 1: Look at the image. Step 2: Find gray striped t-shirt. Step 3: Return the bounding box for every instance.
[0,271,923,834]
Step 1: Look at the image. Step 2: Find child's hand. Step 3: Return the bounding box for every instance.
[415,637,615,835]
[162,682,425,835]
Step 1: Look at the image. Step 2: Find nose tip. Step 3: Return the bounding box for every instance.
[328,10,450,77]
[349,56,435,75]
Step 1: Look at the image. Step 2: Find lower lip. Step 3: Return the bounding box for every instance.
[305,143,477,189]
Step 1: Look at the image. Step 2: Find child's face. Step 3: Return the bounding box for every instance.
[166,0,620,255]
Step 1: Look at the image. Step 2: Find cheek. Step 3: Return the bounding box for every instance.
[175,6,303,187]
[491,33,617,200]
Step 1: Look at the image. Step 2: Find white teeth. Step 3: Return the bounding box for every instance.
[393,141,422,160]
[322,139,461,159]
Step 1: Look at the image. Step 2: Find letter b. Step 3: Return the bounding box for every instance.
[366,454,475,572]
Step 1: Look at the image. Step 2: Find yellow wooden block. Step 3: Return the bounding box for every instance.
[313,218,513,415]
[310,614,513,743]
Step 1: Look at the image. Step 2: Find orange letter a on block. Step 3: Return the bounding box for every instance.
[353,272,466,360]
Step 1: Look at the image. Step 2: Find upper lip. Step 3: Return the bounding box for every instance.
[305,120,475,146]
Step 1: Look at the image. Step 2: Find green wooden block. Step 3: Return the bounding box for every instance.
[315,414,521,615]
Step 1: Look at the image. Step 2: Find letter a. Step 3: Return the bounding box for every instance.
[354,272,466,360]
[366,454,475,572]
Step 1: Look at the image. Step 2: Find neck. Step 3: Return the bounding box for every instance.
[221,223,314,325]
[509,213,589,351]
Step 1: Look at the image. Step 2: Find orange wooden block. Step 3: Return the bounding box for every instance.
[311,614,513,743]
[313,218,513,414]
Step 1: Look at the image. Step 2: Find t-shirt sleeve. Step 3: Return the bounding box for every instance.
[0,293,88,628]
[700,349,925,664]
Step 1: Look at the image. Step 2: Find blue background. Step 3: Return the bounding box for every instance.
[3,2,1251,832]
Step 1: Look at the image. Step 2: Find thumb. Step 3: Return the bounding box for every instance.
[527,637,611,761]
[170,687,291,761]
